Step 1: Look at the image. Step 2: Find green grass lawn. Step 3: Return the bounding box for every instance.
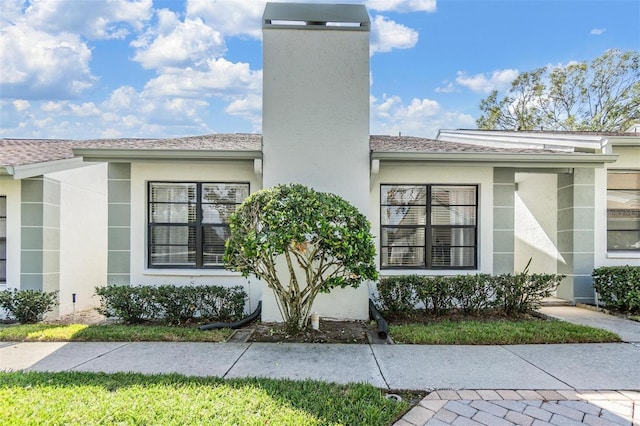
[390,319,621,345]
[0,323,232,342]
[0,318,622,345]
[0,371,407,426]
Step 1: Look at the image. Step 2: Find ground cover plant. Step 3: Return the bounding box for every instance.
[0,371,408,426]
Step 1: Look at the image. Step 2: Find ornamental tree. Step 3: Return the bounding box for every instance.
[223,184,378,332]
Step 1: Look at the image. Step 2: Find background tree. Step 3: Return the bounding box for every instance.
[224,184,378,332]
[477,49,640,132]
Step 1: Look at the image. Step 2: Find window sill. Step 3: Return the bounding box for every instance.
[143,269,243,277]
[606,251,640,259]
[379,269,480,276]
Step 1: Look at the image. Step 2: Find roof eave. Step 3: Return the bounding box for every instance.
[3,157,87,179]
[72,148,263,162]
[371,151,619,167]
[606,136,640,147]
[437,129,605,150]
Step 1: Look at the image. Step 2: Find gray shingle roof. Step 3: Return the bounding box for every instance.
[0,139,76,167]
[0,133,592,168]
[1,134,262,167]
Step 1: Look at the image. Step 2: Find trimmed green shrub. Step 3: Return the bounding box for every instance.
[377,262,563,317]
[415,275,452,315]
[493,272,563,315]
[592,265,640,314]
[449,274,495,314]
[376,275,419,315]
[95,285,247,325]
[95,285,159,324]
[0,289,59,323]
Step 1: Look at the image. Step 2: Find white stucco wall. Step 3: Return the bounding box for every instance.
[261,27,371,322]
[128,161,263,311]
[262,28,370,212]
[514,173,559,274]
[371,164,494,277]
[0,177,21,291]
[49,163,108,316]
[595,146,640,267]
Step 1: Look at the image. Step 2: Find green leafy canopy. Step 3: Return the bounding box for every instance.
[223,184,378,331]
[477,49,640,132]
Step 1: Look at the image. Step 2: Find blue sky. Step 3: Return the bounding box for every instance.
[1,0,638,140]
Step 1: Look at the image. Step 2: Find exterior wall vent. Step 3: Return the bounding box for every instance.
[263,3,370,30]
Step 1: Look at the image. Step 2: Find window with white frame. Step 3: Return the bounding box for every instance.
[380,184,478,269]
[607,171,640,251]
[148,182,249,268]
[0,196,6,283]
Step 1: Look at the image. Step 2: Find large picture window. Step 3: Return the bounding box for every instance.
[381,184,478,269]
[148,182,249,268]
[607,171,640,251]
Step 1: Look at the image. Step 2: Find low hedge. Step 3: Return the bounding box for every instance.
[0,289,59,324]
[592,265,640,314]
[376,266,564,317]
[95,284,247,325]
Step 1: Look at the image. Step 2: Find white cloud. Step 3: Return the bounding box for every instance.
[143,58,262,98]
[0,22,96,99]
[366,0,436,13]
[370,93,474,138]
[132,17,226,69]
[225,94,262,115]
[13,99,30,112]
[186,0,265,39]
[455,69,519,93]
[1,0,25,22]
[590,28,606,35]
[370,15,419,54]
[435,81,456,93]
[23,0,153,39]
[406,98,440,117]
[104,86,139,111]
[69,102,101,117]
[225,94,262,132]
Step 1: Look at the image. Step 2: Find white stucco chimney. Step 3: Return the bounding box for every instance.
[262,2,371,212]
[260,3,371,322]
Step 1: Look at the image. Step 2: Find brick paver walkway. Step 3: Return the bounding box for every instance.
[395,390,640,426]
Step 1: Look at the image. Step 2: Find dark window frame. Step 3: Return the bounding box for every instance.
[607,170,640,252]
[147,181,249,269]
[380,184,478,270]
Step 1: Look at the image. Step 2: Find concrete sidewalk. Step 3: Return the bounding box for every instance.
[1,305,639,425]
[2,340,639,390]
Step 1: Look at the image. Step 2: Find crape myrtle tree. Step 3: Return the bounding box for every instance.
[477,49,640,132]
[223,184,378,332]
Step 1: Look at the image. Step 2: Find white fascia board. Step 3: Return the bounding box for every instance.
[607,136,640,147]
[371,151,618,168]
[7,157,87,179]
[437,130,604,151]
[73,148,263,163]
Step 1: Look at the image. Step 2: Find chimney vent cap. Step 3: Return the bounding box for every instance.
[263,3,370,30]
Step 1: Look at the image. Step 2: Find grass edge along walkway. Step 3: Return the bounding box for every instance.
[0,371,408,426]
[0,318,621,344]
[390,319,621,345]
